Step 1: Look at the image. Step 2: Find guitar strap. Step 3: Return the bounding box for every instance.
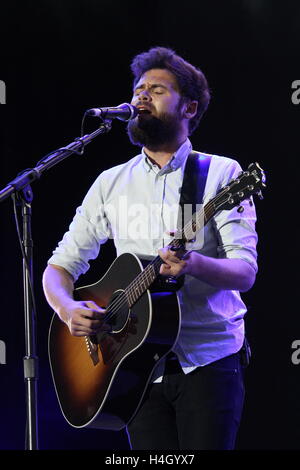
[146,150,212,291]
[177,150,212,234]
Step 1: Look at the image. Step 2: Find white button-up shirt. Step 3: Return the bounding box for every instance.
[48,139,258,378]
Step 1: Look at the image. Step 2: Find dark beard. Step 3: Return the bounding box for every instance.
[127,111,182,151]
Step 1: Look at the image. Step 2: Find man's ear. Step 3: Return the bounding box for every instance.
[183,100,198,119]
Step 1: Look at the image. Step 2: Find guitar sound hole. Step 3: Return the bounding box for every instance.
[105,289,130,334]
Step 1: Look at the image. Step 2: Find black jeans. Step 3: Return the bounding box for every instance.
[127,352,245,450]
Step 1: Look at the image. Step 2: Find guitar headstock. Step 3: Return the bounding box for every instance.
[215,162,266,212]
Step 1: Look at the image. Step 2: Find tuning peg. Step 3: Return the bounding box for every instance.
[237,206,244,213]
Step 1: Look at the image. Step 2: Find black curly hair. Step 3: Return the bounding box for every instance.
[130,46,210,135]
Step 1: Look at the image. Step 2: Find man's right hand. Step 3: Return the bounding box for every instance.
[58,299,111,337]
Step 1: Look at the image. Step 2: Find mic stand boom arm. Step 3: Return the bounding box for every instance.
[0,119,112,450]
[0,120,112,202]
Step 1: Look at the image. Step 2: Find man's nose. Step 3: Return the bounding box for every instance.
[139,89,151,101]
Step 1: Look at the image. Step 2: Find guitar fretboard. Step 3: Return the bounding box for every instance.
[101,161,266,321]
[122,195,222,308]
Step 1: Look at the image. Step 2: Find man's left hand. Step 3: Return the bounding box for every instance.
[158,247,192,277]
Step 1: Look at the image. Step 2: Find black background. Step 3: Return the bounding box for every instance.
[0,0,299,450]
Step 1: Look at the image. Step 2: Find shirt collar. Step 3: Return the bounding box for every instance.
[141,138,192,173]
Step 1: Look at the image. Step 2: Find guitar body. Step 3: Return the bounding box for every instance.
[48,252,181,431]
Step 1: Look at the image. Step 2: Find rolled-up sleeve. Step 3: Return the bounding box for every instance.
[212,159,258,273]
[48,174,111,281]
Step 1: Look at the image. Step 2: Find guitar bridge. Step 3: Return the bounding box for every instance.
[85,336,99,366]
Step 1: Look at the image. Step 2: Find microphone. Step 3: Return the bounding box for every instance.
[85,103,138,121]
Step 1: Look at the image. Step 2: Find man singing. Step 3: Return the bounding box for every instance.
[43,46,258,450]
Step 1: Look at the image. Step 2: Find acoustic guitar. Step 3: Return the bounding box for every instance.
[48,162,266,430]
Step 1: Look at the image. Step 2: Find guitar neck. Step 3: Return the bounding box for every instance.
[109,161,266,310]
[123,198,219,309]
[124,256,163,308]
[178,199,216,244]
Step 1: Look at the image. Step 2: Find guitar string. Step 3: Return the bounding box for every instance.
[100,183,251,325]
[95,176,258,326]
[96,211,209,325]
[99,189,229,325]
[100,190,239,326]
[103,200,217,320]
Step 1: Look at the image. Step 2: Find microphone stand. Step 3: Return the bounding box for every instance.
[0,119,112,450]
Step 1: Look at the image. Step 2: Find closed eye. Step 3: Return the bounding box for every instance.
[133,84,168,96]
[152,86,166,94]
